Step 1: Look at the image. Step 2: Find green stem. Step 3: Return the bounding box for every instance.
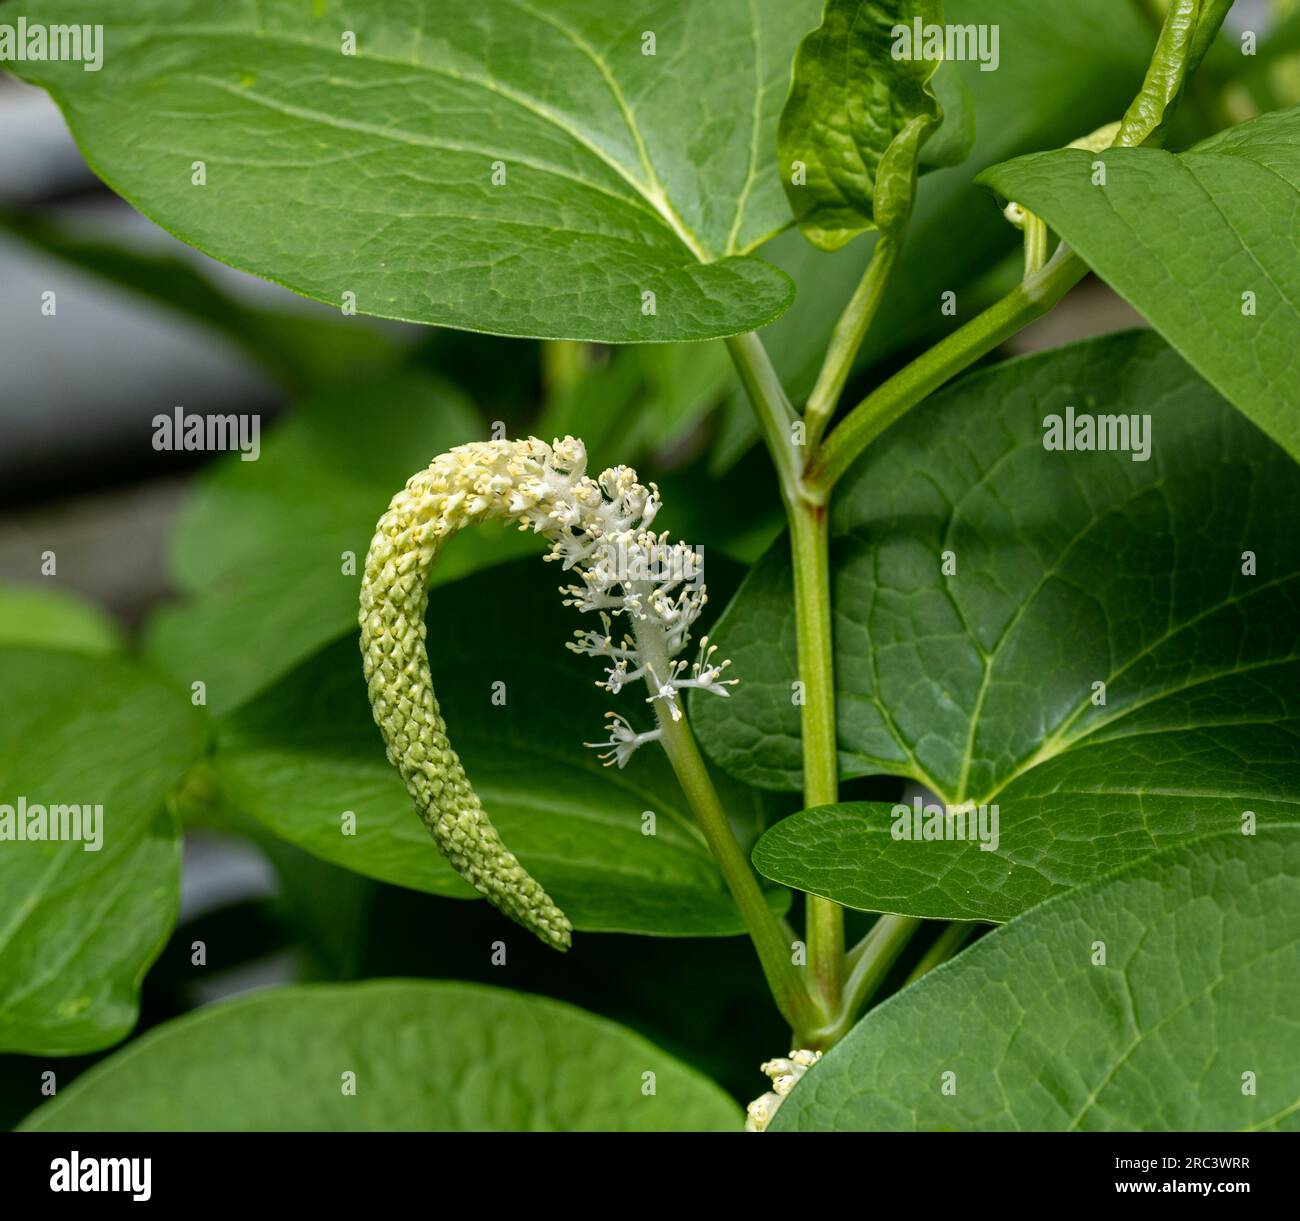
[1117,0,1199,147]
[727,333,847,1029]
[825,914,922,1043]
[635,593,821,1037]
[903,920,977,986]
[788,498,844,1014]
[808,243,1087,493]
[650,699,825,1039]
[724,333,805,505]
[803,234,900,452]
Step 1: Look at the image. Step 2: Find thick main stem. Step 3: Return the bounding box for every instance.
[726,333,847,1032]
[634,607,821,1037]
[788,498,844,1015]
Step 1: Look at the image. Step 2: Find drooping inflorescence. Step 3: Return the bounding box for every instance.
[360,437,735,951]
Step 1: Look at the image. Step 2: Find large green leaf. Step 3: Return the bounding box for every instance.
[0,650,205,1054]
[981,105,1300,464]
[20,980,741,1131]
[243,841,790,1098]
[698,331,1300,920]
[8,0,817,342]
[436,907,792,1099]
[773,830,1300,1131]
[213,561,789,937]
[778,0,959,250]
[144,370,537,716]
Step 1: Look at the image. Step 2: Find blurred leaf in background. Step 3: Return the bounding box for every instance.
[0,583,123,655]
[144,370,539,715]
[0,209,401,393]
[0,621,205,1054]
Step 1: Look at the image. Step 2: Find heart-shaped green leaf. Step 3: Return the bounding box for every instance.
[981,105,1300,463]
[0,649,205,1054]
[144,370,539,717]
[698,331,1300,921]
[772,829,1300,1131]
[213,560,789,937]
[7,0,818,342]
[778,0,971,248]
[20,980,741,1130]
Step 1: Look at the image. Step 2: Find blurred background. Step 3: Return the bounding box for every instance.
[0,0,1289,1123]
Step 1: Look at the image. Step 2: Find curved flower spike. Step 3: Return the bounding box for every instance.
[359,438,581,951]
[361,435,733,952]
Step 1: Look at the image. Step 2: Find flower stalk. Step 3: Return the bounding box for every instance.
[361,435,822,1034]
[649,685,825,1037]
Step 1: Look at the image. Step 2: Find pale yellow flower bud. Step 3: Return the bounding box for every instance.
[360,440,574,950]
[745,1048,822,1130]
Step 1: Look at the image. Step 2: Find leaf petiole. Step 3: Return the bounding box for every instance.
[802,233,901,452]
[806,242,1088,494]
[903,920,978,985]
[724,332,806,506]
[822,914,922,1045]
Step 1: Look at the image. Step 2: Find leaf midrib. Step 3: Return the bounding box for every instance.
[124,20,721,261]
[860,450,1300,806]
[189,75,672,236]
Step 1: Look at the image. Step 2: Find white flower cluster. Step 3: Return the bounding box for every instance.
[507,438,736,766]
[745,1049,822,1132]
